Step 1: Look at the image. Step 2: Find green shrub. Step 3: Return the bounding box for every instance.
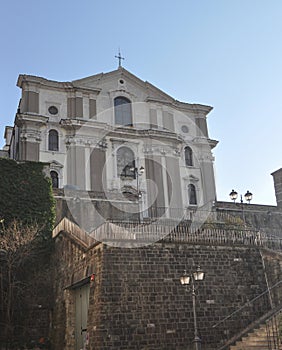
[0,158,55,238]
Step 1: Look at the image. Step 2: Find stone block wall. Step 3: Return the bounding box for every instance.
[272,168,282,208]
[216,201,282,236]
[51,231,103,349]
[87,244,268,350]
[261,248,282,308]
[51,229,272,350]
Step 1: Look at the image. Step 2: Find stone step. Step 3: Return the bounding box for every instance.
[241,333,266,340]
[231,339,268,346]
[230,343,281,350]
[241,333,278,341]
[231,347,275,350]
[229,321,282,350]
[242,339,270,344]
[231,342,282,350]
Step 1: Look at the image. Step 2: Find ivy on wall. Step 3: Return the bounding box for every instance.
[0,158,55,238]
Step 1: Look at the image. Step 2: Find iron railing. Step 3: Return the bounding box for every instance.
[90,220,282,250]
[265,308,282,350]
[53,214,282,251]
[214,280,282,350]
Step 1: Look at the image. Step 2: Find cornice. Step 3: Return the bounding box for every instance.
[107,128,183,144]
[208,139,219,149]
[146,97,213,115]
[192,137,218,149]
[17,74,101,95]
[59,119,184,145]
[59,118,109,131]
[15,113,49,127]
[16,71,213,116]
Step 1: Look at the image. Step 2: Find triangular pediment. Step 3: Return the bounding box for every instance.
[72,67,174,103]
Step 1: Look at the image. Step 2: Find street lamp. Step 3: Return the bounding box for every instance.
[229,190,253,204]
[229,189,238,203]
[180,266,205,350]
[244,190,253,204]
[229,190,253,227]
[130,165,145,222]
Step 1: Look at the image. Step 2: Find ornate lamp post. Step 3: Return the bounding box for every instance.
[244,190,253,204]
[229,189,253,204]
[180,266,205,350]
[229,190,253,227]
[130,165,145,222]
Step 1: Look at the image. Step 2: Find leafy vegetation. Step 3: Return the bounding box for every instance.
[0,158,55,238]
[0,158,55,347]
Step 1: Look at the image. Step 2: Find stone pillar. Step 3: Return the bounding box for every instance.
[19,139,40,161]
[195,116,208,137]
[165,155,183,217]
[66,143,86,190]
[90,148,107,192]
[144,155,165,218]
[271,168,282,208]
[18,127,41,161]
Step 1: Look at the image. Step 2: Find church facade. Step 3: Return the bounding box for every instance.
[4,67,217,221]
[3,68,282,350]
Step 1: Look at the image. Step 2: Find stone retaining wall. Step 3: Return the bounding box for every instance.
[51,229,271,350]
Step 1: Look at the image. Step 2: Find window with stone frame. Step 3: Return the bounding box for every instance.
[188,184,197,205]
[114,97,133,126]
[48,129,59,151]
[184,146,193,166]
[50,170,59,188]
[116,146,135,179]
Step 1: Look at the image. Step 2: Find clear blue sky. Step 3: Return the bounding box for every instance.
[1,0,282,205]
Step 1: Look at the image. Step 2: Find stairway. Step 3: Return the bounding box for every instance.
[230,321,281,350]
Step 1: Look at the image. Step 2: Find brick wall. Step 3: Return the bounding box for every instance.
[52,230,271,350]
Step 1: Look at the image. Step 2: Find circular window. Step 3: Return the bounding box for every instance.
[48,106,58,115]
[181,125,189,133]
[119,79,124,84]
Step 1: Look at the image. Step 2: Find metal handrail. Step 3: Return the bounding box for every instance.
[214,281,282,350]
[213,280,282,329]
[267,312,281,349]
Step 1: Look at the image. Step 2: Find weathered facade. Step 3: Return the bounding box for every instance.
[3,67,217,222]
[2,68,282,350]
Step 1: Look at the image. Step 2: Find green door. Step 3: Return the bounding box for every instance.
[75,284,90,350]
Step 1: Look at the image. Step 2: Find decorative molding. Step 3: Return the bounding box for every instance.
[143,144,180,157]
[17,74,101,95]
[50,160,64,169]
[20,129,41,142]
[183,174,199,183]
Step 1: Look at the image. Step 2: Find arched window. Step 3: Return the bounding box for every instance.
[184,146,193,166]
[188,184,197,205]
[116,147,135,179]
[50,171,59,188]
[114,97,133,126]
[48,130,59,151]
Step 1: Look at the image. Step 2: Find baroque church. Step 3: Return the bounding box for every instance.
[3,66,217,224]
[3,66,282,350]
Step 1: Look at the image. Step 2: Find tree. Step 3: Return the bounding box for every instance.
[0,220,49,349]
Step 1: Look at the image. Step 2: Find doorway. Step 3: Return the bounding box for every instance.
[75,283,90,350]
